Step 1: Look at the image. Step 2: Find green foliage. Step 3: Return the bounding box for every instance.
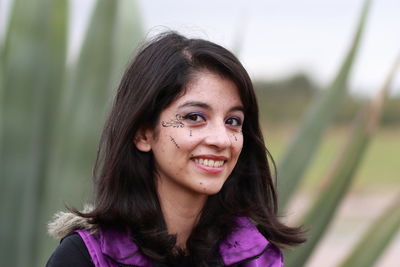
[285,53,400,266]
[381,96,400,125]
[254,73,318,124]
[0,0,68,265]
[0,0,143,266]
[339,195,400,267]
[280,0,400,264]
[277,0,372,209]
[255,74,400,127]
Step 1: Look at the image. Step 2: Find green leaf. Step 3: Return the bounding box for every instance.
[36,0,144,265]
[284,52,400,267]
[339,195,400,267]
[0,0,68,266]
[277,0,372,209]
[37,0,119,262]
[110,0,144,88]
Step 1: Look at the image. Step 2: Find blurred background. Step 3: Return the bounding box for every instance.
[0,0,399,266]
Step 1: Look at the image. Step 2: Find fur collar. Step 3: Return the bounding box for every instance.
[47,204,97,239]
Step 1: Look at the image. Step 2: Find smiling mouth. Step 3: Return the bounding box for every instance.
[193,158,225,168]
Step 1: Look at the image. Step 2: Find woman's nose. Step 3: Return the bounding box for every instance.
[203,123,231,149]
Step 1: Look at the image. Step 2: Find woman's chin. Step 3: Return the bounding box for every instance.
[192,181,225,196]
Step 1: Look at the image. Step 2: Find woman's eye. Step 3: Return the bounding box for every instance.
[182,113,205,123]
[226,117,242,127]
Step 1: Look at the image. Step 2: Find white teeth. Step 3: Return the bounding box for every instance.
[193,158,224,168]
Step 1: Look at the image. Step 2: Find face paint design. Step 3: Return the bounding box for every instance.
[169,136,180,149]
[161,114,185,128]
[233,134,238,141]
[190,130,192,137]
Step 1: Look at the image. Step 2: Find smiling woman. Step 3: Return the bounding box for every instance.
[137,72,244,198]
[46,31,305,267]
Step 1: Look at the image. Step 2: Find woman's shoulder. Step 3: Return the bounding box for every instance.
[46,207,97,267]
[47,209,152,267]
[46,233,93,267]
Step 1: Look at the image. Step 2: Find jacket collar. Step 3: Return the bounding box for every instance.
[99,217,269,266]
[219,217,269,265]
[99,227,152,266]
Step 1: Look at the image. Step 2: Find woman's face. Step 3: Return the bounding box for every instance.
[137,71,244,197]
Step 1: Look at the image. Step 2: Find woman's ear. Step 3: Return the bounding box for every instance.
[134,128,152,152]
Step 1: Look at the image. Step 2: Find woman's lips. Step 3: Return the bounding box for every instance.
[191,155,227,174]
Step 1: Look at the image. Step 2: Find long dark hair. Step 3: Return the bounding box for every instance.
[78,31,304,264]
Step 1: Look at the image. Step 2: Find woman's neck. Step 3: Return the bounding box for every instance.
[156,179,207,249]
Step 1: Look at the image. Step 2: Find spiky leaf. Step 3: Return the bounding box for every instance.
[278,0,372,209]
[37,0,144,265]
[284,53,400,267]
[0,0,67,266]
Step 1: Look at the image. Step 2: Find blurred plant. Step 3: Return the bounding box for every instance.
[277,0,370,209]
[339,195,400,267]
[284,51,400,266]
[1,0,68,266]
[0,0,142,266]
[279,0,400,266]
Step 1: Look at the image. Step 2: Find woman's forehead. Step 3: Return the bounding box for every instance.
[175,71,243,109]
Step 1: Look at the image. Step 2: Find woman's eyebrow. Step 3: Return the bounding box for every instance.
[178,101,210,109]
[178,101,244,113]
[230,105,244,113]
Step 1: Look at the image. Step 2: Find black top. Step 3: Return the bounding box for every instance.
[46,233,93,267]
[46,233,224,267]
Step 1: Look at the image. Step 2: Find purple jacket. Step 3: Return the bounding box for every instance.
[76,217,283,267]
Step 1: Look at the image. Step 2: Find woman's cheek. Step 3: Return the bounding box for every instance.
[164,127,195,150]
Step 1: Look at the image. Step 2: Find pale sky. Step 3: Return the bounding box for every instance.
[1,0,399,96]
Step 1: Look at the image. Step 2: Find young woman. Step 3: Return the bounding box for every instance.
[47,32,304,267]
